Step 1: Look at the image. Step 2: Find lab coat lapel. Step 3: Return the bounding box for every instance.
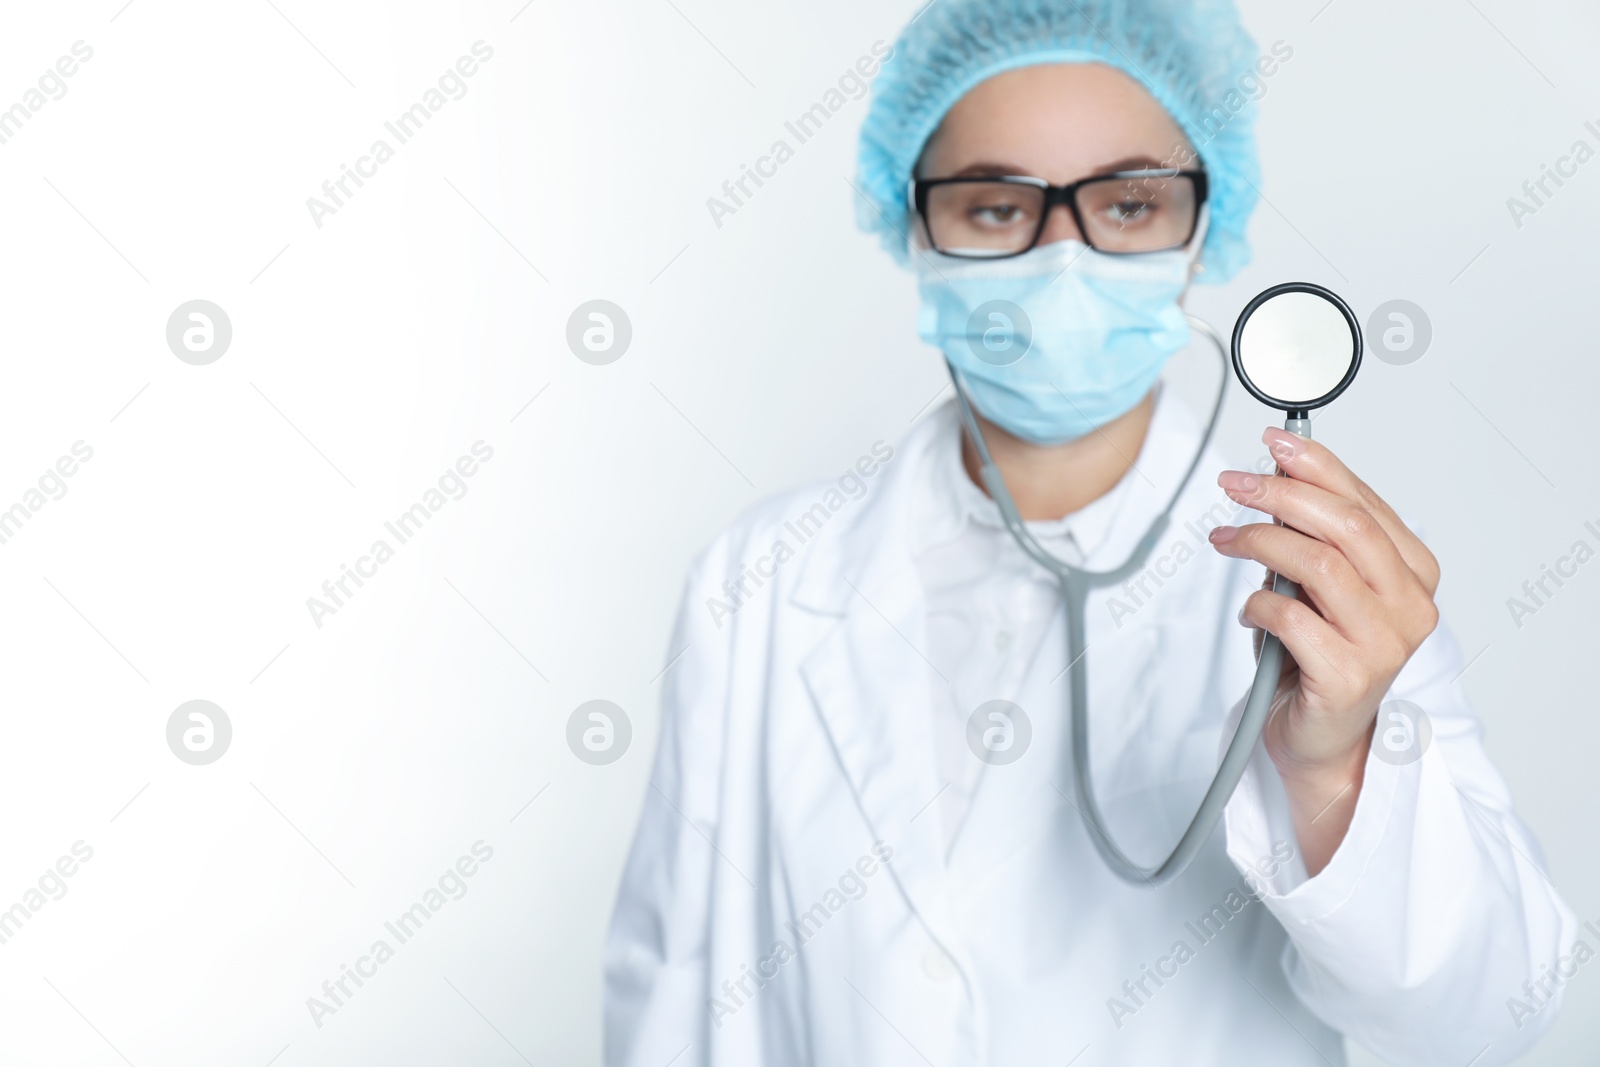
[792,419,966,963]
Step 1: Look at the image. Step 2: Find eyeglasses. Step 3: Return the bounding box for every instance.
[911,168,1208,259]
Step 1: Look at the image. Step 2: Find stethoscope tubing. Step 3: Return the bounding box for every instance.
[946,316,1300,886]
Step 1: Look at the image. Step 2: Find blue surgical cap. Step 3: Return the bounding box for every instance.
[856,0,1263,282]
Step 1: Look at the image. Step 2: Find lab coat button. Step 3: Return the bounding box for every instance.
[995,630,1012,651]
[922,946,956,982]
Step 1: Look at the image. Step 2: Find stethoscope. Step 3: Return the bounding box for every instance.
[946,283,1363,886]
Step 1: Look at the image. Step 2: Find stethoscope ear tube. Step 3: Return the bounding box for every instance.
[948,318,1296,887]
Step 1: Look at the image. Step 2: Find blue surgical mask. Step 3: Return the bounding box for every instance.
[915,238,1195,445]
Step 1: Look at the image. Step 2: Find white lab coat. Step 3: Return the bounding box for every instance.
[604,391,1576,1066]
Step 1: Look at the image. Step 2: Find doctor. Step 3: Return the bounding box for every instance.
[605,0,1576,1063]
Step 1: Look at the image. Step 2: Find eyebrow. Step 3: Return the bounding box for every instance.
[944,155,1170,181]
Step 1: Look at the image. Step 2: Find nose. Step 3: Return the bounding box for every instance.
[1036,201,1085,247]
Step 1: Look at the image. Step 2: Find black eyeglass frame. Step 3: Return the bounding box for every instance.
[910,168,1209,260]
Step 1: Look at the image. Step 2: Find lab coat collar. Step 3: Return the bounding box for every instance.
[907,398,1143,565]
[788,383,1205,616]
[788,404,949,617]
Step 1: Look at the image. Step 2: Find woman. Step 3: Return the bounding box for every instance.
[606,1,1576,1063]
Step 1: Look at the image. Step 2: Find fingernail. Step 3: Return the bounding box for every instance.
[1208,524,1238,544]
[1263,426,1301,461]
[1237,603,1250,626]
[1217,470,1260,495]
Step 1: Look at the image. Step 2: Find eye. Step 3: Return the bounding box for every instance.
[1102,199,1157,224]
[968,201,1029,226]
[972,206,1024,227]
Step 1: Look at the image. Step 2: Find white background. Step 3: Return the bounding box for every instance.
[0,0,1596,1063]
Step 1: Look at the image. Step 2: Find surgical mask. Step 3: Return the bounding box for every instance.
[915,238,1195,444]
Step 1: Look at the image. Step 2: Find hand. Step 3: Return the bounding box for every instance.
[1206,427,1440,872]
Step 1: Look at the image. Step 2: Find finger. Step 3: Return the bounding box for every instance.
[1215,468,1417,599]
[1210,522,1384,638]
[1239,586,1359,692]
[1260,427,1440,593]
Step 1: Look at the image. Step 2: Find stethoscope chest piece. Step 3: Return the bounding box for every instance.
[1231,281,1362,421]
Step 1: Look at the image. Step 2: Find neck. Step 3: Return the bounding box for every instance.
[960,390,1157,522]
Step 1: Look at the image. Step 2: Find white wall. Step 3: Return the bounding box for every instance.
[0,0,1595,1063]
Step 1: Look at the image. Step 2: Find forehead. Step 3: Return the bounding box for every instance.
[919,62,1192,182]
